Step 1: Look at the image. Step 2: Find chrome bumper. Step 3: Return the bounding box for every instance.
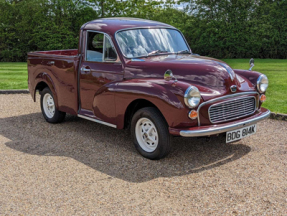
[180,110,270,137]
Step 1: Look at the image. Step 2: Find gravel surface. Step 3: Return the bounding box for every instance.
[0,94,286,215]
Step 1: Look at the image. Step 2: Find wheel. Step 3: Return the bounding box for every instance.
[131,107,171,160]
[40,87,66,123]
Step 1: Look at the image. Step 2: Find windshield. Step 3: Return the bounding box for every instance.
[116,28,190,58]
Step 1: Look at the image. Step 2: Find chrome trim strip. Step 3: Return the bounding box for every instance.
[217,62,235,81]
[102,33,106,62]
[180,110,270,137]
[208,96,256,124]
[78,114,117,128]
[197,91,259,126]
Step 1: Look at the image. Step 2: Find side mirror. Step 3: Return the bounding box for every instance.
[164,69,177,82]
[164,70,173,81]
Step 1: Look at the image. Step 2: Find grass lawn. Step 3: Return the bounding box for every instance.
[0,62,27,90]
[223,59,287,114]
[0,59,286,113]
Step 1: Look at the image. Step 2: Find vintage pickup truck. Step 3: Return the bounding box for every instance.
[28,18,270,159]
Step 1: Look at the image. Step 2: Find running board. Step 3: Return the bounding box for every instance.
[78,114,117,128]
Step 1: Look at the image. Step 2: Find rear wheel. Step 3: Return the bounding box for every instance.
[40,87,66,123]
[131,107,171,160]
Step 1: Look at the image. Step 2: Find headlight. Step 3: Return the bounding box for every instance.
[184,86,201,108]
[257,74,268,93]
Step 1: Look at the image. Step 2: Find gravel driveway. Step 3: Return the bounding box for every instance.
[0,94,286,215]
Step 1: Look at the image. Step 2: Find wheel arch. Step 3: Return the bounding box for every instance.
[35,81,49,97]
[123,98,168,129]
[33,73,59,108]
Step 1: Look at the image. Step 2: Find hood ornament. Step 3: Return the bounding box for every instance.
[164,69,178,83]
[230,85,237,93]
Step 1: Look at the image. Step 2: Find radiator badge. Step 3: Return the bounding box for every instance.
[230,85,237,93]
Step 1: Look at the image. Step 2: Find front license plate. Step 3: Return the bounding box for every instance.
[226,124,257,143]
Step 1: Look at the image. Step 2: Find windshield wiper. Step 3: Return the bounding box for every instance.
[176,50,191,54]
[147,50,168,56]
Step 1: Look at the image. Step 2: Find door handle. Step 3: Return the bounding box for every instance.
[81,67,91,73]
[47,61,55,66]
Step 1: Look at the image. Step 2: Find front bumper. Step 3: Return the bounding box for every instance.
[169,108,270,137]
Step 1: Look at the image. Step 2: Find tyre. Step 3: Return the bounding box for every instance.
[40,87,66,123]
[131,107,171,160]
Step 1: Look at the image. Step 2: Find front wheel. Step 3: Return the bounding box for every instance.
[131,107,171,160]
[40,87,66,123]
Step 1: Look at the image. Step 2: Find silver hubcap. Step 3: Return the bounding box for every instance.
[43,93,55,118]
[135,117,159,152]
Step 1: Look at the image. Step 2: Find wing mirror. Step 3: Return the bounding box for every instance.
[164,70,178,82]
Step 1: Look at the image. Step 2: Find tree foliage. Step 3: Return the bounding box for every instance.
[0,0,98,61]
[180,0,287,58]
[0,0,286,61]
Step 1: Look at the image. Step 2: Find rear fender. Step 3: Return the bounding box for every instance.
[34,72,59,109]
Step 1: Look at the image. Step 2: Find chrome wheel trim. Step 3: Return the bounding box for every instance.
[135,117,159,152]
[43,93,55,119]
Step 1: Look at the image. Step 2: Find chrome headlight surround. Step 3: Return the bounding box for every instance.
[184,86,201,108]
[257,74,268,93]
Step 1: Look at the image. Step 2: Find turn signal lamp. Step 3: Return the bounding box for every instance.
[260,94,266,102]
[188,110,198,120]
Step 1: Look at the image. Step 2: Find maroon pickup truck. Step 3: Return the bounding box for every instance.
[28,18,270,159]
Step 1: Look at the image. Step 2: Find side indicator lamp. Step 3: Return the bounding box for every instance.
[260,94,266,102]
[188,110,198,120]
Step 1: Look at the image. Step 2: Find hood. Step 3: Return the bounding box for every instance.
[124,54,254,100]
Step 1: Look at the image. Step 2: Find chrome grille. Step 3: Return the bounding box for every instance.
[209,97,256,124]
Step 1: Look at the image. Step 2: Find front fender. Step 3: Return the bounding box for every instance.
[234,69,262,88]
[111,79,198,129]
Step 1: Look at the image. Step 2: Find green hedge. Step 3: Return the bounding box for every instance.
[0,0,286,62]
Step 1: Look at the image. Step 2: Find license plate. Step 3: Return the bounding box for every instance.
[226,124,257,143]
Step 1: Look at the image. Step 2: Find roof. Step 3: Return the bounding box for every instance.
[81,17,174,35]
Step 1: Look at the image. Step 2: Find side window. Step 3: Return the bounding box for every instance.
[86,31,118,62]
[86,32,104,62]
[104,37,117,62]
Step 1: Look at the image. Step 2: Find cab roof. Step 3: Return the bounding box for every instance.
[81,17,174,35]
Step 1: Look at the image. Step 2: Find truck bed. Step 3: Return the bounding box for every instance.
[28,49,80,115]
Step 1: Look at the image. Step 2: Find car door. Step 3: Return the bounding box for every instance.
[79,30,123,120]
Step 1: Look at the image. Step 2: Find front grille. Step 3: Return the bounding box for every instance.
[209,97,256,124]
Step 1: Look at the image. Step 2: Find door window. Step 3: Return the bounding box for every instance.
[104,36,117,62]
[86,31,118,62]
